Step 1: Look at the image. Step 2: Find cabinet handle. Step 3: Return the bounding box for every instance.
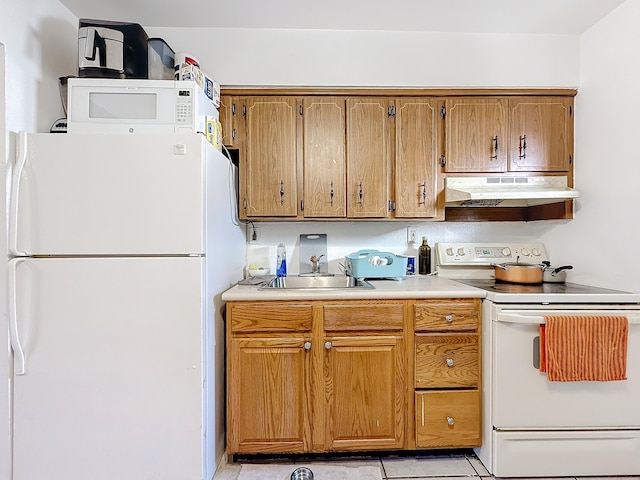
[304,341,312,351]
[445,314,453,323]
[447,416,455,426]
[446,358,455,367]
[491,135,498,160]
[357,182,364,205]
[279,180,285,205]
[330,181,334,206]
[418,182,427,205]
[519,134,527,159]
[325,341,332,350]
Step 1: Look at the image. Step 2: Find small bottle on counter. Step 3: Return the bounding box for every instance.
[418,236,431,275]
[276,243,287,277]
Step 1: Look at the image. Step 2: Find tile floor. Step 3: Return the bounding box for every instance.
[212,450,640,479]
[212,451,483,480]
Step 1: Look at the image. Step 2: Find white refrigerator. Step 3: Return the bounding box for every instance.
[5,132,245,480]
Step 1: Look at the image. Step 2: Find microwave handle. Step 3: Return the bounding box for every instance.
[498,312,640,325]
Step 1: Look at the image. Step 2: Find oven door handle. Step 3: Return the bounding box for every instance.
[498,313,640,325]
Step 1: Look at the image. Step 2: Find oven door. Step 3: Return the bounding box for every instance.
[492,306,640,429]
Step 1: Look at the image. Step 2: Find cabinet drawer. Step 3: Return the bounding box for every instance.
[324,303,404,332]
[415,390,481,448]
[228,302,313,333]
[414,300,479,332]
[415,334,478,388]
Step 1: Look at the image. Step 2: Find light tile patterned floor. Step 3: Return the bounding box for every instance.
[213,451,640,480]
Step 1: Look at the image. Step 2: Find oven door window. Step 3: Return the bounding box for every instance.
[492,311,640,429]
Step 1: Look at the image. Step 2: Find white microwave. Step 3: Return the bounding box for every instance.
[67,78,218,134]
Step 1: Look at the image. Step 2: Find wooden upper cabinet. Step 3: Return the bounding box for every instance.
[395,98,441,218]
[219,95,236,147]
[346,98,393,218]
[243,97,298,217]
[444,98,508,173]
[509,97,573,172]
[302,98,347,217]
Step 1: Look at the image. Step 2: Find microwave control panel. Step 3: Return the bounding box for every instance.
[175,89,193,125]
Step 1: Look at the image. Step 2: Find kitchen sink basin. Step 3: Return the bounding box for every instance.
[262,275,374,290]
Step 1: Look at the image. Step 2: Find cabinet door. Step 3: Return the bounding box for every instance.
[415,390,481,448]
[302,97,346,217]
[395,98,441,218]
[509,97,573,172]
[228,337,312,453]
[219,95,236,147]
[243,97,298,217]
[324,335,405,450]
[346,98,392,218]
[445,98,508,172]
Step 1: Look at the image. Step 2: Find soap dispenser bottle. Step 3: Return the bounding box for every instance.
[276,243,287,277]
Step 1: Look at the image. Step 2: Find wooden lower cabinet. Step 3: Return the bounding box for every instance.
[325,334,405,451]
[227,337,312,453]
[226,298,481,454]
[412,299,482,450]
[415,390,481,448]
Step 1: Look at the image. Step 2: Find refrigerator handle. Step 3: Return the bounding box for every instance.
[8,258,27,375]
[8,131,28,257]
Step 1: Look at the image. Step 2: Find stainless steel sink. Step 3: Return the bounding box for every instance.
[262,275,374,290]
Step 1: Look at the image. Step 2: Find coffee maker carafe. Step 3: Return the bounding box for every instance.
[78,19,149,79]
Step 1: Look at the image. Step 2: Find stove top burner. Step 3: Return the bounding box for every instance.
[457,279,630,295]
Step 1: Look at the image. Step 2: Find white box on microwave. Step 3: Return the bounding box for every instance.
[175,63,220,107]
[66,78,219,135]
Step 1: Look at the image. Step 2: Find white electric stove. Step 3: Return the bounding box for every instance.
[435,242,640,477]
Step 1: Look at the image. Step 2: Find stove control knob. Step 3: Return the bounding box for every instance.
[532,247,541,256]
[457,248,465,256]
[521,248,530,256]
[446,247,454,256]
[501,247,511,257]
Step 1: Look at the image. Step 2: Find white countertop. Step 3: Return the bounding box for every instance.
[221,275,486,301]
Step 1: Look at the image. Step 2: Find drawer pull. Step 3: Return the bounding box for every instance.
[447,416,455,426]
[446,358,455,367]
[445,314,453,323]
[325,341,332,350]
[304,341,312,350]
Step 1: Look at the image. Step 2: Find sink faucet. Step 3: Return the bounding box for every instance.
[310,255,324,274]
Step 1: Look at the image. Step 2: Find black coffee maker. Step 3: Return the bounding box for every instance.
[78,19,149,79]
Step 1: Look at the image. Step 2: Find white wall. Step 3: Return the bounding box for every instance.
[538,0,640,291]
[0,39,9,480]
[149,27,580,88]
[0,0,77,133]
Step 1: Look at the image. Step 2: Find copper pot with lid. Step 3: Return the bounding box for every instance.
[491,262,545,284]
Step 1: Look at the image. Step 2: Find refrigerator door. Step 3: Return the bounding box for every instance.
[10,256,205,480]
[9,132,210,256]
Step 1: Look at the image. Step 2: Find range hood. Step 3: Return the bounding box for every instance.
[445,176,579,207]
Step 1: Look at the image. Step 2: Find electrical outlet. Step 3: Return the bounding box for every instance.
[250,226,261,242]
[407,226,418,244]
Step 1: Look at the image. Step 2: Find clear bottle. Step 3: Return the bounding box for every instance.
[418,236,431,275]
[276,243,287,277]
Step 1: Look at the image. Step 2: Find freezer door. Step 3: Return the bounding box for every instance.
[9,132,210,255]
[10,257,206,480]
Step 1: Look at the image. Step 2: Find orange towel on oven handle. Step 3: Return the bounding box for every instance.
[542,315,628,382]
